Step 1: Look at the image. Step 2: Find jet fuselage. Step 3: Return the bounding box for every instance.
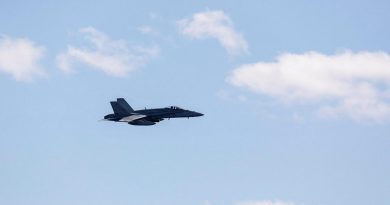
[103,99,203,126]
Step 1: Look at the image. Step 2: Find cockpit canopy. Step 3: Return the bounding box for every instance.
[168,106,183,110]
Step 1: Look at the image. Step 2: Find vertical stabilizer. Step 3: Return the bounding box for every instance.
[116,98,134,113]
[110,101,130,116]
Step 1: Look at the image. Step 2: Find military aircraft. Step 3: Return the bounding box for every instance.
[103,98,203,126]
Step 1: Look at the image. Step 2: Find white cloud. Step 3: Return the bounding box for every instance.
[237,200,297,205]
[0,35,46,82]
[227,51,390,122]
[57,27,159,77]
[138,26,156,35]
[177,10,248,55]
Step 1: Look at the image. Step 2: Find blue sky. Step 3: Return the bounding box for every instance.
[1,1,390,205]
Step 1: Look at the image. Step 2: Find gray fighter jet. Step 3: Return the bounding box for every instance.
[103,98,203,126]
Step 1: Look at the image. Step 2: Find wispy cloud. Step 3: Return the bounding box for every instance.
[57,27,159,77]
[0,35,46,82]
[177,10,248,55]
[237,200,297,205]
[137,25,159,35]
[227,51,390,122]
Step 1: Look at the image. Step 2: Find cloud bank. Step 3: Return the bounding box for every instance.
[177,10,248,55]
[0,36,46,82]
[228,51,390,122]
[57,27,159,77]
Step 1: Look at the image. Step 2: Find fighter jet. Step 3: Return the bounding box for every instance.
[103,98,203,126]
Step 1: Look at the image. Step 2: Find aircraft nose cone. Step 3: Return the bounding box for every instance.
[195,112,204,117]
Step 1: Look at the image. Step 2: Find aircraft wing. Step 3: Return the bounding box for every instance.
[119,114,147,122]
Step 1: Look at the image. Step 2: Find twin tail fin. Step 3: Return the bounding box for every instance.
[110,98,134,116]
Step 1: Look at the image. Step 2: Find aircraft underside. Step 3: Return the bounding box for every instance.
[128,118,164,126]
